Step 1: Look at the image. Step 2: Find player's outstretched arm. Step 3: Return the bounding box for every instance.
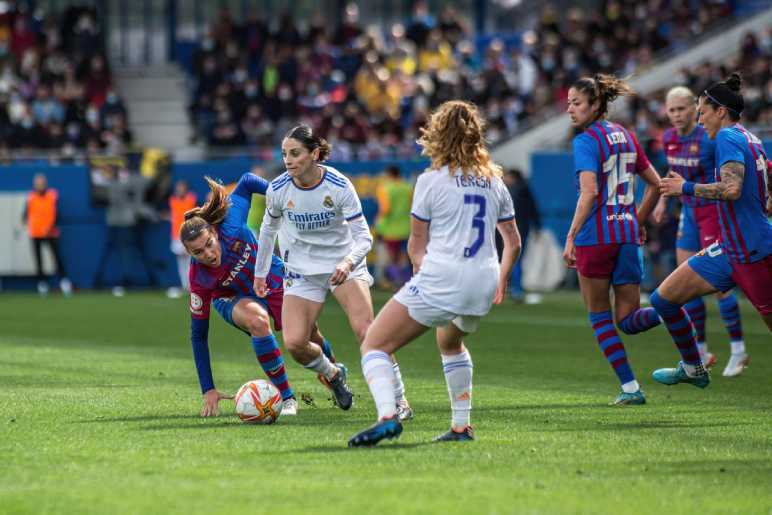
[494,219,521,304]
[563,171,597,267]
[190,317,232,416]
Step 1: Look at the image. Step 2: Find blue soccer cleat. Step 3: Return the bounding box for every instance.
[318,363,353,410]
[611,390,646,406]
[652,361,710,389]
[433,426,474,442]
[348,416,403,447]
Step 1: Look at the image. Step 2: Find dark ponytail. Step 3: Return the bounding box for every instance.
[572,73,635,121]
[703,72,743,120]
[284,125,332,162]
[179,177,230,243]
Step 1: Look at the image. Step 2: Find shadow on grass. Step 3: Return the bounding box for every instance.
[530,420,753,432]
[286,441,433,454]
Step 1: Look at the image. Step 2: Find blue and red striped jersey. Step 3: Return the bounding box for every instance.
[572,120,651,246]
[662,125,716,208]
[189,174,285,320]
[714,124,772,264]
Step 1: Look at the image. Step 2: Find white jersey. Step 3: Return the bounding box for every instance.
[263,165,367,276]
[410,167,515,315]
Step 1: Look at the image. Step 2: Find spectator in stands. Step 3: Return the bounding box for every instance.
[22,173,73,296]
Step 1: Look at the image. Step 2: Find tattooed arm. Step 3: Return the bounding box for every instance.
[693,161,744,200]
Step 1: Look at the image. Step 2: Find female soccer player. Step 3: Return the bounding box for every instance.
[562,74,664,406]
[254,125,411,416]
[654,73,771,387]
[181,172,336,417]
[656,86,747,376]
[348,100,521,447]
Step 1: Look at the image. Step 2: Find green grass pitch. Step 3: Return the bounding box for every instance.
[1,291,770,514]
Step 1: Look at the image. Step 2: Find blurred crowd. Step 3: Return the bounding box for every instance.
[188,0,736,158]
[0,4,132,162]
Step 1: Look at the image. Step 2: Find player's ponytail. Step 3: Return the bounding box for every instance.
[703,72,744,121]
[417,100,503,179]
[284,125,331,162]
[179,177,230,243]
[572,74,635,121]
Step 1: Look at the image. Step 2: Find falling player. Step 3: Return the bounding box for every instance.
[348,100,521,447]
[181,172,336,417]
[653,73,771,388]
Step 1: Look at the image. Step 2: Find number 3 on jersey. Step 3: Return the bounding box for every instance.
[464,194,486,258]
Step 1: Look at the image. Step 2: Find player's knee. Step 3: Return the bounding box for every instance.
[245,311,271,337]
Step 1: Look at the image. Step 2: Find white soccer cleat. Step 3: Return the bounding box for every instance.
[281,397,298,416]
[722,353,749,377]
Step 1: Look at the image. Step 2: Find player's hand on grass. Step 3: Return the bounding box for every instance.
[659,171,685,197]
[562,237,576,268]
[330,259,353,286]
[201,389,233,417]
[253,277,268,297]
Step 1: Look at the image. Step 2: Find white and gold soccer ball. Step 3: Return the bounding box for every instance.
[234,379,283,424]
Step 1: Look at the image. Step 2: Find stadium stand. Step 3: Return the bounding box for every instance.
[0,4,132,161]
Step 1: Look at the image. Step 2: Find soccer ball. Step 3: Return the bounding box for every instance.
[234,379,283,424]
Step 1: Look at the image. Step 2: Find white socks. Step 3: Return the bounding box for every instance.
[621,379,640,394]
[730,340,746,355]
[392,362,406,403]
[362,350,397,420]
[304,349,338,380]
[441,350,473,429]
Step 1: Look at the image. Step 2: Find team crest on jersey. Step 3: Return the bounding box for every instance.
[231,241,242,252]
[323,195,334,208]
[287,200,295,209]
[190,293,203,314]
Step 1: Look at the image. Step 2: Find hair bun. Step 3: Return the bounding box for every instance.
[724,72,742,92]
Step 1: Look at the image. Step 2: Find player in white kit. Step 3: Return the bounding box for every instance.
[254,125,411,414]
[348,101,521,447]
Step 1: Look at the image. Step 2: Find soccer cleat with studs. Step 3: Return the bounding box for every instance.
[722,353,749,377]
[281,396,298,416]
[348,416,403,447]
[652,361,710,388]
[434,426,474,442]
[396,399,414,421]
[318,364,353,410]
[611,390,646,406]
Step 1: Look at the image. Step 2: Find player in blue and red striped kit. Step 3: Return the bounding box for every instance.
[564,74,664,405]
[655,73,772,388]
[180,172,337,417]
[656,86,747,376]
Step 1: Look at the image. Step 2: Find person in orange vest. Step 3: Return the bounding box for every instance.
[167,179,197,298]
[22,173,73,296]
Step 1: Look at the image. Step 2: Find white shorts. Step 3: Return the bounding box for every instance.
[393,282,480,334]
[284,262,374,304]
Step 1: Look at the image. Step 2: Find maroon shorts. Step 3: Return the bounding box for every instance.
[694,205,722,249]
[732,255,772,316]
[575,243,643,285]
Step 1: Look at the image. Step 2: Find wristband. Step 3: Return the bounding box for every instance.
[682,181,696,196]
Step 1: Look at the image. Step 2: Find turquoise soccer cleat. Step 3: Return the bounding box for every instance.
[348,416,403,447]
[652,361,710,389]
[611,390,646,406]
